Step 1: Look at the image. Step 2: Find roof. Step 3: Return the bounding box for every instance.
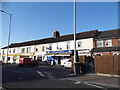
[95,29,120,39]
[2,30,98,49]
[91,46,120,52]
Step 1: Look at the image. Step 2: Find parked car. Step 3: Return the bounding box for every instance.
[61,58,71,66]
[64,59,72,68]
[18,58,38,66]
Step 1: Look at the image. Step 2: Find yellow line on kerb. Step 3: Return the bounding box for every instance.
[0,53,34,56]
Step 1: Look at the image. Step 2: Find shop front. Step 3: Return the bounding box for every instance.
[34,52,46,61]
[44,50,74,64]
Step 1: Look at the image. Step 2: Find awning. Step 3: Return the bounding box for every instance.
[45,52,72,56]
[44,53,57,56]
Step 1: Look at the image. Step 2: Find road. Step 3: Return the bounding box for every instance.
[2,64,118,90]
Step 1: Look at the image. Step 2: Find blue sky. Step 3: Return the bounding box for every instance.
[1,2,118,48]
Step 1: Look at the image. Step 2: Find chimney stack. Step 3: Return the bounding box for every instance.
[53,31,60,38]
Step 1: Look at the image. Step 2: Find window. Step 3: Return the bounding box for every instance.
[36,48,38,52]
[77,41,82,48]
[42,46,45,51]
[113,53,120,55]
[119,38,120,44]
[96,54,102,56]
[2,50,5,55]
[26,48,29,53]
[29,47,31,53]
[9,50,11,53]
[49,44,52,50]
[2,56,5,61]
[113,53,117,55]
[13,49,15,53]
[97,40,103,47]
[21,48,25,53]
[56,43,58,49]
[66,41,70,49]
[105,39,112,47]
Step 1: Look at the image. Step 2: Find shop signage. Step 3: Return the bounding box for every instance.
[46,50,73,53]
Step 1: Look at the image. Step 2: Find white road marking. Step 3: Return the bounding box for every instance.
[85,81,120,88]
[36,71,45,77]
[83,82,105,89]
[0,87,2,89]
[75,81,82,84]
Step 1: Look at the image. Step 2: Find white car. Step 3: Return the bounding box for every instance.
[61,58,71,66]
[63,59,72,68]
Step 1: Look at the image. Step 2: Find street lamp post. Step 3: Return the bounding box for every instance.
[74,0,77,73]
[0,10,12,63]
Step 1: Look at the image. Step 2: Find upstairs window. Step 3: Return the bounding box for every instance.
[9,50,11,53]
[26,48,29,53]
[26,47,31,53]
[66,41,70,49]
[13,49,15,53]
[49,44,52,50]
[119,38,120,44]
[2,50,5,55]
[97,40,103,47]
[21,48,25,53]
[77,41,82,48]
[42,46,45,51]
[36,48,38,52]
[105,39,112,47]
[29,47,31,53]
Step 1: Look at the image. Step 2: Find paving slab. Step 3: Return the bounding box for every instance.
[65,73,120,88]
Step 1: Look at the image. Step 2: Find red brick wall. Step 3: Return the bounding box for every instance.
[94,38,119,47]
[93,40,97,48]
[112,38,119,46]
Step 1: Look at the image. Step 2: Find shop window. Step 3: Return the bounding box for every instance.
[7,57,10,60]
[37,57,42,61]
[77,41,82,48]
[105,39,112,47]
[97,40,103,47]
[2,56,5,61]
[13,56,17,61]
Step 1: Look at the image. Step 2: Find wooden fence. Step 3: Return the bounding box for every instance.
[95,55,120,75]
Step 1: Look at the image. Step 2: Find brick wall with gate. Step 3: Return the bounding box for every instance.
[95,54,120,75]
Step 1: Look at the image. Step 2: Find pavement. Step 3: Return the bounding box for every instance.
[64,73,120,88]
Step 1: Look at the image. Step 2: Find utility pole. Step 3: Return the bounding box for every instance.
[0,10,12,63]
